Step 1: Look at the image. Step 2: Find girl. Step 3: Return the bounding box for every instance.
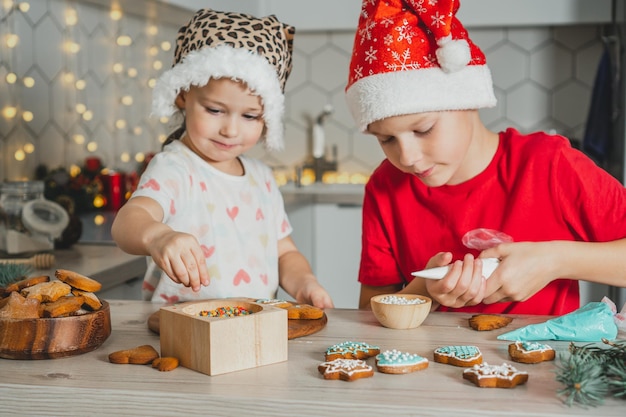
[112,8,333,308]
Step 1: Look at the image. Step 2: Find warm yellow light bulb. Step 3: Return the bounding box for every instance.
[75,103,86,114]
[6,33,19,48]
[159,116,169,124]
[116,35,132,46]
[87,141,98,152]
[5,73,17,84]
[83,110,93,121]
[115,119,127,129]
[127,67,137,77]
[112,63,124,73]
[63,72,75,83]
[69,164,81,177]
[152,60,162,70]
[23,76,34,87]
[18,2,29,12]
[2,106,17,119]
[133,126,142,135]
[14,149,25,161]
[73,134,85,144]
[160,41,171,51]
[148,46,158,56]
[121,95,133,106]
[75,79,86,90]
[147,25,158,36]
[110,8,122,21]
[22,111,33,122]
[135,152,145,163]
[93,194,106,208]
[158,133,167,143]
[23,142,34,153]
[65,9,77,26]
[94,214,105,226]
[148,78,156,88]
[63,41,80,54]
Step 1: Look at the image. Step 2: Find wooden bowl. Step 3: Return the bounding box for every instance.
[370,294,432,329]
[0,300,111,360]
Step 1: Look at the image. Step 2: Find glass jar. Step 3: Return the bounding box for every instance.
[0,181,69,254]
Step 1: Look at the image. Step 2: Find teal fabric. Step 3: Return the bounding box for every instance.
[497,302,618,342]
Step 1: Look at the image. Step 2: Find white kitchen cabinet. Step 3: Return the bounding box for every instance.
[279,203,362,309]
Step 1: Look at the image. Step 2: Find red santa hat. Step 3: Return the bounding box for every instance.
[345,0,496,132]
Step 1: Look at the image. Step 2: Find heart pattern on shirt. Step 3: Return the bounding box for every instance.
[233,269,251,286]
[201,245,215,258]
[227,206,239,220]
[260,273,268,285]
[141,179,160,191]
[169,199,176,215]
[256,208,264,220]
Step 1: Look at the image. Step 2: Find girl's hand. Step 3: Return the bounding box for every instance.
[480,242,557,304]
[424,253,486,308]
[148,230,210,292]
[296,278,334,309]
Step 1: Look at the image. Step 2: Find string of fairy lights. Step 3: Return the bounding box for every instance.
[0,0,173,180]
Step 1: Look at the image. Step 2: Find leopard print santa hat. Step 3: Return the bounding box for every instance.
[152,8,295,151]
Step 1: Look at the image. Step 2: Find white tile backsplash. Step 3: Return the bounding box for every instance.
[0,0,606,181]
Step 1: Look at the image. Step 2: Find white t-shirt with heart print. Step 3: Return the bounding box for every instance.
[131,140,292,303]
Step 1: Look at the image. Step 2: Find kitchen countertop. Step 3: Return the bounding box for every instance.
[39,244,146,292]
[2,300,623,416]
[280,183,365,207]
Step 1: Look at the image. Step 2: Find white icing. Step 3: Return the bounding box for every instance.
[463,362,527,380]
[319,359,373,376]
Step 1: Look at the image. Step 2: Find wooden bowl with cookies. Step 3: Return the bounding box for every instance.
[370,294,432,330]
[0,269,111,360]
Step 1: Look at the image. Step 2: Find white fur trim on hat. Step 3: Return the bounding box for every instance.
[346,65,497,132]
[151,45,285,151]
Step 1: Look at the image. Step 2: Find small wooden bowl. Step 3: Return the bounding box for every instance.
[370,294,432,329]
[0,300,111,360]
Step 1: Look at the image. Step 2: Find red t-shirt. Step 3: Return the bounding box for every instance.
[359,128,626,315]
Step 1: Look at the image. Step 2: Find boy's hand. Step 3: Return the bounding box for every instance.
[148,230,210,292]
[480,242,555,304]
[424,253,486,308]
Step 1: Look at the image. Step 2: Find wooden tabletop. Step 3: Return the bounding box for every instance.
[1,300,623,416]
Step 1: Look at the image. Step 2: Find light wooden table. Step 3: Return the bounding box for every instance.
[1,300,623,416]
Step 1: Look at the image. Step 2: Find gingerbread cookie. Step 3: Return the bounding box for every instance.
[468,314,513,331]
[508,341,555,364]
[40,295,85,318]
[375,349,429,374]
[21,281,71,303]
[255,298,293,309]
[318,358,374,381]
[0,291,40,319]
[463,362,528,388]
[152,357,179,372]
[55,269,102,292]
[3,275,50,294]
[433,345,483,367]
[325,341,381,361]
[109,345,160,365]
[286,304,324,320]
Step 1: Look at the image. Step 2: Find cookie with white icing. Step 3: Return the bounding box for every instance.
[325,341,380,361]
[508,341,555,364]
[433,345,483,367]
[318,358,374,381]
[375,349,429,374]
[463,362,528,388]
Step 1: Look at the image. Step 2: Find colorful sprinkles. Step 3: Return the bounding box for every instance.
[198,306,252,317]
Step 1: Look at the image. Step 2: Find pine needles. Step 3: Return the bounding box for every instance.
[556,338,626,407]
[0,263,32,287]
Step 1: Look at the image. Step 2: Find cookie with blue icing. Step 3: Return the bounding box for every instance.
[508,341,555,364]
[433,345,483,367]
[375,349,429,374]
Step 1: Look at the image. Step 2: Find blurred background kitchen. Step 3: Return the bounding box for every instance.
[0,0,624,308]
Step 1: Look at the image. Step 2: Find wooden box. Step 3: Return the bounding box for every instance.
[159,298,287,376]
